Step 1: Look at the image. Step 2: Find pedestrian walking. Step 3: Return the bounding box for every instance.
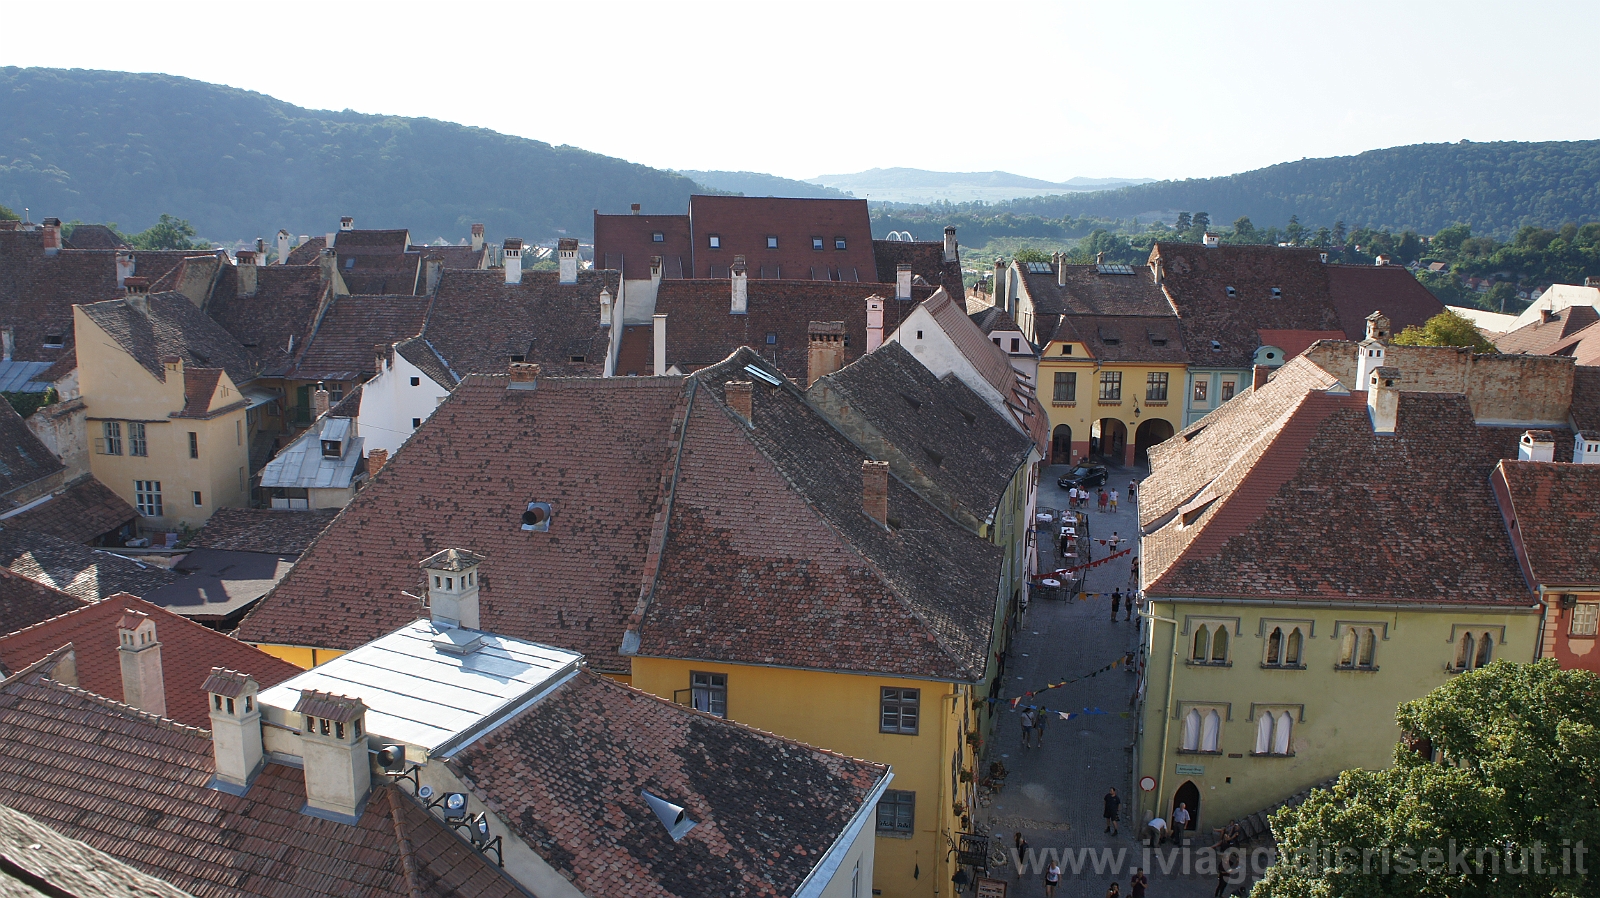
[1172,802,1192,840]
[1106,884,1121,898]
[1128,480,1138,501]
[1110,588,1122,622]
[1130,869,1148,898]
[1020,706,1037,747]
[1014,831,1029,862]
[1103,787,1121,834]
[1109,489,1119,512]
[1034,707,1050,744]
[1129,556,1140,589]
[1098,489,1109,510]
[1044,858,1062,896]
[1216,853,1238,898]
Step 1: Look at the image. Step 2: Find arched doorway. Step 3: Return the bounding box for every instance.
[1134,419,1176,466]
[1098,418,1127,465]
[1172,781,1201,834]
[1051,424,1073,465]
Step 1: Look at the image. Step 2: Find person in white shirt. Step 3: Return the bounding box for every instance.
[1172,802,1192,838]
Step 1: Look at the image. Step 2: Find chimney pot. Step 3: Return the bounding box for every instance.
[730,257,748,315]
[293,689,370,822]
[558,237,579,285]
[237,251,259,296]
[1374,254,1391,267]
[116,249,135,287]
[116,609,166,717]
[862,460,890,527]
[313,383,331,418]
[943,225,958,263]
[650,255,664,282]
[1202,233,1220,247]
[1519,430,1556,462]
[652,313,668,375]
[1057,255,1067,287]
[725,380,753,425]
[806,321,846,386]
[424,254,444,294]
[339,216,354,231]
[40,218,61,255]
[895,263,912,301]
[631,203,641,215]
[124,277,151,315]
[1367,365,1401,434]
[599,287,613,327]
[421,548,485,630]
[276,229,293,264]
[503,238,523,285]
[204,668,262,790]
[367,448,388,475]
[508,361,541,388]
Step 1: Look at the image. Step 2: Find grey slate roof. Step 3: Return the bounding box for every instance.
[394,335,457,388]
[0,802,195,898]
[77,293,256,384]
[0,528,181,604]
[0,401,63,503]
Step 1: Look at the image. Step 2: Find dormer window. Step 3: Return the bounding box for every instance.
[43,334,64,348]
[321,440,342,459]
[651,232,664,243]
[1225,286,1237,297]
[1271,287,1282,298]
[1061,345,1072,355]
[834,237,847,250]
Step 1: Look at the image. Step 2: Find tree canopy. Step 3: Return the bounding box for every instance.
[1392,309,1497,352]
[1258,660,1600,898]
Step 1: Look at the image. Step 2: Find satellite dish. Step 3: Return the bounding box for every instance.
[418,785,434,800]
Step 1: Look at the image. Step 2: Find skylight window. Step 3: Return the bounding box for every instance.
[812,237,824,250]
[708,235,721,249]
[1024,261,1053,274]
[1225,286,1237,297]
[43,334,64,348]
[1271,287,1282,298]
[835,237,847,250]
[766,236,779,249]
[651,232,664,243]
[765,333,777,345]
[1096,263,1134,275]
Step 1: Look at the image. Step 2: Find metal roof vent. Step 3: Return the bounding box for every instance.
[641,790,697,841]
[1225,286,1237,297]
[521,502,552,532]
[1271,287,1282,298]
[432,627,484,655]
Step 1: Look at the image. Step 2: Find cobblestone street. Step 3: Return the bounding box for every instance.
[971,464,1223,898]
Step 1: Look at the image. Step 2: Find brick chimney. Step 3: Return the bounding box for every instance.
[470,223,484,252]
[313,383,331,418]
[866,296,885,352]
[993,258,1007,307]
[653,313,668,375]
[339,216,354,232]
[124,277,151,316]
[294,690,370,822]
[40,218,61,256]
[943,225,958,263]
[725,381,753,425]
[115,249,135,287]
[367,448,388,475]
[116,609,166,717]
[421,548,485,630]
[1367,366,1401,435]
[508,361,541,390]
[862,460,889,527]
[1253,365,1270,391]
[558,237,579,285]
[277,229,293,264]
[1518,430,1556,462]
[503,238,523,285]
[895,263,912,301]
[203,668,262,792]
[731,256,748,314]
[807,321,846,386]
[236,250,259,297]
[631,203,641,215]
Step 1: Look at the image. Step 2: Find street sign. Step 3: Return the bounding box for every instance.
[976,877,1008,898]
[1140,776,1157,792]
[1175,764,1205,776]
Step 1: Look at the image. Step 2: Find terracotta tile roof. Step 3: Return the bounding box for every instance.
[633,351,1003,680]
[687,195,879,281]
[145,254,225,302]
[872,239,965,298]
[1021,263,1176,318]
[1493,306,1599,355]
[290,293,433,382]
[339,255,422,296]
[421,269,617,377]
[0,401,62,503]
[285,235,326,265]
[0,476,139,545]
[1495,460,1600,587]
[1142,357,1552,606]
[1548,321,1600,367]
[0,529,180,604]
[813,341,1034,521]
[173,368,228,418]
[615,325,653,376]
[594,212,693,279]
[1256,328,1350,362]
[0,595,301,728]
[1053,314,1188,364]
[1324,263,1445,339]
[237,376,687,669]
[0,234,190,368]
[61,224,129,250]
[393,337,455,388]
[0,570,85,644]
[205,264,331,376]
[653,278,916,379]
[448,670,887,898]
[411,244,487,270]
[189,507,339,555]
[78,294,256,385]
[0,671,518,898]
[0,802,195,898]
[970,305,1023,335]
[334,229,411,253]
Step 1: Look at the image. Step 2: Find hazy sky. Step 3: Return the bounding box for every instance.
[5,0,1598,183]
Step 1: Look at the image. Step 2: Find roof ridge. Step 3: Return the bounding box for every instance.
[0,570,92,640]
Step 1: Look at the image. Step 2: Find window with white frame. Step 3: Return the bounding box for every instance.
[128,422,147,457]
[1571,603,1599,637]
[1253,709,1295,756]
[1263,624,1306,667]
[1189,622,1231,665]
[1180,706,1223,752]
[101,421,123,455]
[1338,626,1380,669]
[134,480,162,517]
[690,671,727,717]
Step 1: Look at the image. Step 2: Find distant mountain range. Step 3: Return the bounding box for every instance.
[674,171,849,200]
[806,168,1153,204]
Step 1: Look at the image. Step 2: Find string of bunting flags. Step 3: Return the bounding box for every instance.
[991,657,1135,720]
[1035,546,1131,580]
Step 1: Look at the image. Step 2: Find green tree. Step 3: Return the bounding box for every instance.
[1192,212,1211,233]
[127,213,205,250]
[1257,660,1600,898]
[1233,216,1257,240]
[0,203,17,221]
[1333,221,1347,245]
[1175,212,1192,232]
[1391,309,1497,351]
[1396,231,1423,265]
[1012,248,1053,264]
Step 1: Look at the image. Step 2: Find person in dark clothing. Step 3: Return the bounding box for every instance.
[1111,588,1123,622]
[1130,869,1148,898]
[1216,853,1237,898]
[1103,787,1121,834]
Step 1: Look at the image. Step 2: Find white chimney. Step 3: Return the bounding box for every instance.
[1356,331,1387,387]
[1,327,12,362]
[599,287,613,327]
[943,225,958,263]
[650,255,663,285]
[116,609,166,717]
[203,668,262,792]
[424,255,443,294]
[653,313,668,375]
[866,296,885,352]
[470,223,484,252]
[339,216,354,231]
[1367,366,1401,435]
[558,237,579,285]
[730,256,748,315]
[1202,233,1220,247]
[1055,253,1067,287]
[1519,430,1556,462]
[1575,433,1600,465]
[277,229,292,264]
[895,263,912,301]
[294,690,370,822]
[421,548,484,630]
[503,238,523,285]
[115,250,135,287]
[1364,311,1390,342]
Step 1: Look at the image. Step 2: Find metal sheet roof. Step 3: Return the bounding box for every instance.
[258,416,363,489]
[0,360,53,393]
[258,619,582,753]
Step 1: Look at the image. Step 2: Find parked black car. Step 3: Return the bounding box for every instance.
[1057,465,1109,490]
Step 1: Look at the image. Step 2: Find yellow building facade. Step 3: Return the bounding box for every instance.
[1038,332,1185,468]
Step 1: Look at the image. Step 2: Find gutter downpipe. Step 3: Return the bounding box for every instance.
[1143,607,1181,827]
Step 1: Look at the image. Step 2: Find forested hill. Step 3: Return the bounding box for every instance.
[0,67,701,242]
[981,141,1600,236]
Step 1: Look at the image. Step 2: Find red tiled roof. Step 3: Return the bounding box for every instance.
[238,376,687,669]
[594,212,692,279]
[0,671,519,898]
[1053,314,1189,364]
[1571,367,1600,437]
[421,268,617,378]
[616,324,653,376]
[175,368,225,418]
[78,293,257,385]
[334,229,411,253]
[872,239,966,298]
[290,293,433,382]
[0,569,85,647]
[1494,460,1600,587]
[448,670,887,898]
[687,195,878,280]
[0,476,139,545]
[1324,263,1445,340]
[918,288,1050,453]
[285,235,326,265]
[1493,306,1600,355]
[0,595,301,728]
[1256,329,1351,362]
